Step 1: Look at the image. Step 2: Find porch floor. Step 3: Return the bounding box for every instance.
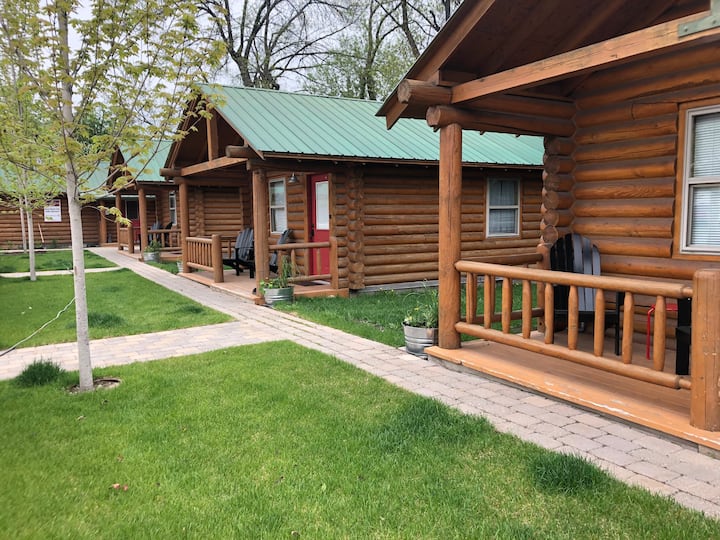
[427,331,720,454]
[181,267,348,304]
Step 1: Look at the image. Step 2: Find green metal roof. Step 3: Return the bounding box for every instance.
[118,141,173,183]
[201,85,543,167]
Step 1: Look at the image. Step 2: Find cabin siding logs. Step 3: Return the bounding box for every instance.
[0,198,104,248]
[559,42,720,339]
[361,168,542,287]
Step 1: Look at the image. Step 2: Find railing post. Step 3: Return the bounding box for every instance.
[181,237,188,273]
[330,236,339,289]
[211,234,224,283]
[690,269,720,431]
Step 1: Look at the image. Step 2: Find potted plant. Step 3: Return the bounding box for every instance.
[260,255,294,305]
[143,240,162,263]
[403,286,439,359]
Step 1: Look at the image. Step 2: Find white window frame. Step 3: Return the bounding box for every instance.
[269,178,287,233]
[486,178,520,237]
[168,191,176,225]
[680,104,720,254]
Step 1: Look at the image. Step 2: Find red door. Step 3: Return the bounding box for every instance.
[308,174,330,275]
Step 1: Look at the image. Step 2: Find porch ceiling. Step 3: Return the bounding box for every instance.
[379,0,714,129]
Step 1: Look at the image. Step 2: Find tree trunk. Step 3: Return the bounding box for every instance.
[26,206,36,282]
[59,7,93,391]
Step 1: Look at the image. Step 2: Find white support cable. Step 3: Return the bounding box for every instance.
[0,297,75,357]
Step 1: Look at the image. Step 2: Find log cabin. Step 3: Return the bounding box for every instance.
[158,85,543,299]
[108,142,179,256]
[0,170,110,250]
[379,0,720,450]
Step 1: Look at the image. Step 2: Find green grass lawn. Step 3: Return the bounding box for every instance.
[0,269,231,349]
[0,250,116,273]
[1,341,717,538]
[277,283,532,348]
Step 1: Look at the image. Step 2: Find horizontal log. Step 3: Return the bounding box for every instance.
[426,105,574,137]
[365,261,438,276]
[365,204,440,215]
[541,208,573,228]
[542,189,573,210]
[542,172,574,192]
[469,94,577,119]
[575,114,677,145]
[365,252,438,265]
[573,177,675,199]
[577,62,720,110]
[574,155,676,182]
[543,155,574,174]
[397,79,452,106]
[364,271,439,286]
[603,254,720,281]
[543,136,575,156]
[572,217,673,238]
[573,135,677,163]
[572,197,674,218]
[574,101,678,128]
[592,236,671,259]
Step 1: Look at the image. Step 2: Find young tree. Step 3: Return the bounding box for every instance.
[0,0,224,390]
[199,0,349,89]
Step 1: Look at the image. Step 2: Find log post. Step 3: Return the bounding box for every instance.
[438,123,462,349]
[252,168,270,292]
[179,179,190,272]
[138,186,148,254]
[690,269,720,431]
[211,234,224,283]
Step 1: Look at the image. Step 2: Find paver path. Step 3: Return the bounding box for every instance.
[2,246,719,520]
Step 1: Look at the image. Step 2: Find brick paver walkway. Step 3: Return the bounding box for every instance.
[2,247,719,520]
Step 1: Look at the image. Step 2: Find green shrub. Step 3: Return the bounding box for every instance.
[15,359,66,387]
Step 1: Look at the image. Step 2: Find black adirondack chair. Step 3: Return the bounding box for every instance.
[269,229,292,274]
[549,233,622,355]
[222,228,255,277]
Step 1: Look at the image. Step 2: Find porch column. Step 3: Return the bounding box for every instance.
[252,168,270,291]
[690,269,720,431]
[438,123,463,349]
[138,186,148,253]
[178,179,189,272]
[99,207,107,245]
[115,192,122,251]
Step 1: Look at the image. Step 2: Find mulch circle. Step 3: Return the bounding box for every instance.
[69,377,122,393]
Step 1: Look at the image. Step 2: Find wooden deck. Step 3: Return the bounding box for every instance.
[181,267,348,304]
[427,332,720,454]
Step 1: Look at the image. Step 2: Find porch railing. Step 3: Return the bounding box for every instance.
[185,235,224,283]
[117,227,134,254]
[455,259,693,390]
[183,235,340,290]
[269,237,339,289]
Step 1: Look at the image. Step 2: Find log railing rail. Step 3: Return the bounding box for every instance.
[184,235,340,290]
[147,227,179,249]
[184,235,224,283]
[456,259,693,390]
[269,236,339,289]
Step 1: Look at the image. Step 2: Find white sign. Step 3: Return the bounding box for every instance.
[44,199,62,222]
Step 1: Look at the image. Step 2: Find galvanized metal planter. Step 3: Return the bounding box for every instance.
[264,286,294,306]
[403,324,438,359]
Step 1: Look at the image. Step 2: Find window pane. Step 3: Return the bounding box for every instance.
[271,208,287,232]
[489,179,518,205]
[269,181,285,206]
[315,181,329,229]
[689,184,720,247]
[692,112,720,177]
[489,209,518,235]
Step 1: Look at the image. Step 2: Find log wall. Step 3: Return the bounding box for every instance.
[359,167,542,287]
[0,197,104,249]
[186,184,250,238]
[571,41,720,282]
